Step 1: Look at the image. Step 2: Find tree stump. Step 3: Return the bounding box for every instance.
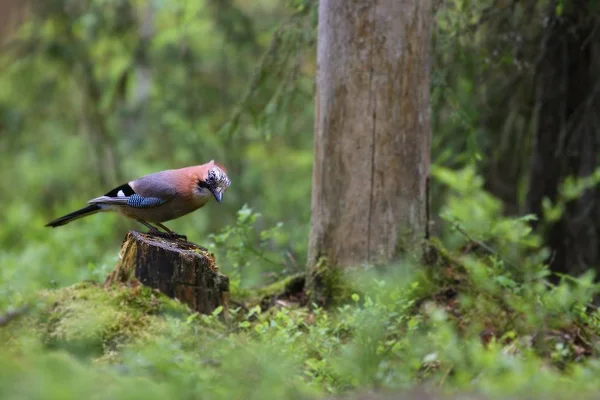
[105,231,229,315]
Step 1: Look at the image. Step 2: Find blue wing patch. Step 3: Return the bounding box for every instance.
[127,194,166,208]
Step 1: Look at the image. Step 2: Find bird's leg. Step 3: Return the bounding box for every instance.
[135,220,190,244]
[137,219,187,241]
[155,222,187,241]
[137,219,161,233]
[136,219,175,239]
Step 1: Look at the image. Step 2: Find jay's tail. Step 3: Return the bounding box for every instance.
[45,204,101,228]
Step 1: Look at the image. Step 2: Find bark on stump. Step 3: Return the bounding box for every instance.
[105,231,229,315]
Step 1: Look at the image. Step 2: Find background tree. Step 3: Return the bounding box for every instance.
[432,0,600,279]
[0,0,27,40]
[307,0,433,303]
[525,0,600,279]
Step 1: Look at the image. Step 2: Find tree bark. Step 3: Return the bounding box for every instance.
[527,1,600,279]
[105,231,229,315]
[0,0,28,42]
[307,0,432,297]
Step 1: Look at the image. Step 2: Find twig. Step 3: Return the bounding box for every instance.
[439,363,454,387]
[452,222,520,270]
[0,305,31,327]
[242,241,282,267]
[229,299,249,313]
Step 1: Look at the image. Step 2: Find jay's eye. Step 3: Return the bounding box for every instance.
[206,170,219,185]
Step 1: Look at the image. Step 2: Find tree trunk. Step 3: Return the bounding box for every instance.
[527,1,600,279]
[307,0,433,303]
[105,231,230,315]
[0,0,28,41]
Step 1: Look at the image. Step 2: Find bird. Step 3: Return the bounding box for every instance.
[45,160,231,239]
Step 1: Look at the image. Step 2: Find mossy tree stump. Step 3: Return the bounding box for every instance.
[105,231,229,315]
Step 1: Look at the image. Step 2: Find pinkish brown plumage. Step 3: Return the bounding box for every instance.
[46,160,231,238]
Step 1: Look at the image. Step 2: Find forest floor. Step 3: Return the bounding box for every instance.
[3,239,600,400]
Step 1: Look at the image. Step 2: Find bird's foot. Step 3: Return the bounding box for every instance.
[147,230,187,241]
[168,232,188,241]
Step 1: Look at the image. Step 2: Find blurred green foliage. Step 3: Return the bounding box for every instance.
[0,0,316,304]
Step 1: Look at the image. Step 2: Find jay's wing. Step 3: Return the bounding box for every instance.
[88,171,179,209]
[129,170,179,199]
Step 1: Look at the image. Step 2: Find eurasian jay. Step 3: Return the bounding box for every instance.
[46,160,231,238]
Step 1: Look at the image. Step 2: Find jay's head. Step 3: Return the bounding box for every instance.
[197,162,231,203]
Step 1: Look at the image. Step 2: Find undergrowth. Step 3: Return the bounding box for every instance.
[2,167,600,399]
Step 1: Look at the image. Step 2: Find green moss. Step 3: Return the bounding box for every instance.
[11,281,195,360]
[255,273,305,299]
[306,257,355,307]
[231,273,306,311]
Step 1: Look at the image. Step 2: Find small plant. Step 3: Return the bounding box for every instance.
[209,204,290,292]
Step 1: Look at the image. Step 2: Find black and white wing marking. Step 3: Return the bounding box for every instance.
[105,183,136,198]
[108,183,167,208]
[87,183,168,209]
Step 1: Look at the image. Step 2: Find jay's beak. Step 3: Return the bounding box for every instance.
[211,190,223,203]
